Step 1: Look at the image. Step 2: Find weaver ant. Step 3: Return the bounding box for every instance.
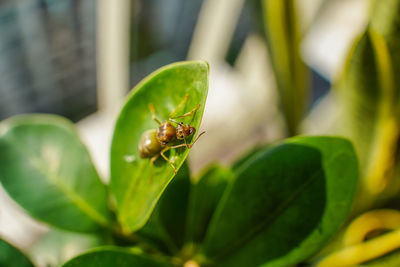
[138,94,205,174]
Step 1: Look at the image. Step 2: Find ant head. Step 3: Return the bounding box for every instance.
[176,123,196,140]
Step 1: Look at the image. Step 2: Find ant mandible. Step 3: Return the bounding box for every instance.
[138,94,205,174]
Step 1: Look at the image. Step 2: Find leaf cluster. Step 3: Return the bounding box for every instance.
[0,61,359,266]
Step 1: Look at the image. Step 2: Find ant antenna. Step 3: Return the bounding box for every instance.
[168,118,181,125]
[191,131,206,147]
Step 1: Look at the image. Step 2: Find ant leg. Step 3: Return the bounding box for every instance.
[169,94,189,118]
[149,154,159,183]
[171,104,200,119]
[169,143,190,149]
[149,103,161,125]
[189,131,206,147]
[160,147,177,174]
[165,139,190,149]
[159,131,206,174]
[168,131,206,150]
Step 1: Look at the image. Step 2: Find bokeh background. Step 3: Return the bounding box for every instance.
[0,0,370,266]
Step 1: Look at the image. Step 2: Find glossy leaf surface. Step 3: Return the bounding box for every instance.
[0,115,110,232]
[0,239,34,267]
[232,145,267,171]
[110,61,208,233]
[138,163,191,253]
[201,136,358,267]
[61,247,172,267]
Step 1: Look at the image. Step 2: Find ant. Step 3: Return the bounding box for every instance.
[138,94,205,174]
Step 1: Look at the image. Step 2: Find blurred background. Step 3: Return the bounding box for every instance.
[0,0,370,266]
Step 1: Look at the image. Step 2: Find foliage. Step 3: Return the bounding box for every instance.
[262,0,309,136]
[1,0,400,265]
[0,239,34,267]
[308,0,400,265]
[110,61,208,233]
[0,61,359,266]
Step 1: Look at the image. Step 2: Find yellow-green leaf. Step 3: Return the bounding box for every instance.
[110,61,209,233]
[262,0,310,136]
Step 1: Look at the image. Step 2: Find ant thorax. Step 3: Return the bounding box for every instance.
[157,121,176,146]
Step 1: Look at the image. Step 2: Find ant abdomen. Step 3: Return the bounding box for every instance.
[138,129,162,158]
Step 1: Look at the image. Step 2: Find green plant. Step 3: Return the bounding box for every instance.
[2,1,400,265]
[0,61,360,266]
[263,0,400,266]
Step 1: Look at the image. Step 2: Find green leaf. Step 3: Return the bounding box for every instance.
[138,163,191,254]
[185,164,234,244]
[334,28,397,202]
[0,238,34,267]
[366,0,400,203]
[262,0,309,136]
[61,247,173,267]
[110,61,209,233]
[200,136,358,267]
[0,115,111,232]
[232,145,267,171]
[370,0,400,102]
